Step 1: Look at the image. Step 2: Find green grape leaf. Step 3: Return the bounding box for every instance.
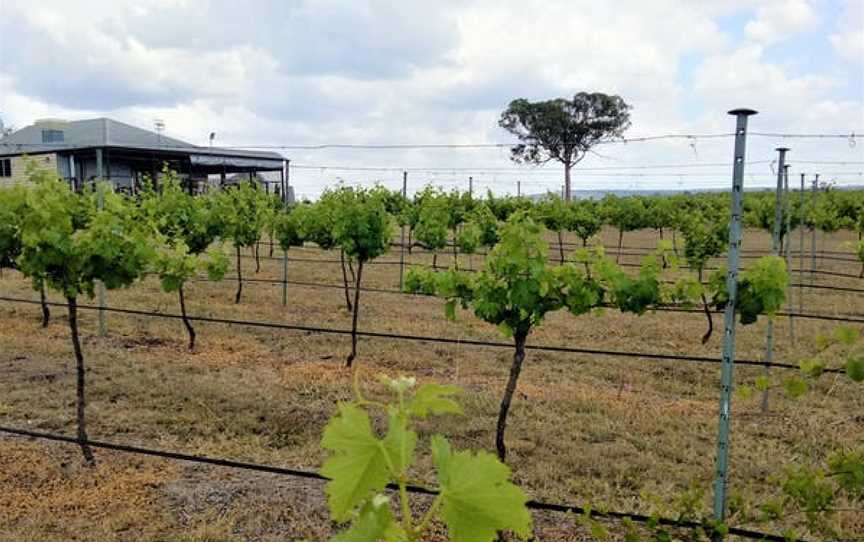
[431,435,532,542]
[845,357,864,382]
[330,496,408,542]
[408,384,462,419]
[783,377,809,399]
[381,410,417,475]
[321,404,391,522]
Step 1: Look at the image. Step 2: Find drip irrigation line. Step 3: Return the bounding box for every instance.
[0,425,796,542]
[0,295,847,374]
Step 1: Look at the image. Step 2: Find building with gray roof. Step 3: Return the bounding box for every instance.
[0,118,290,200]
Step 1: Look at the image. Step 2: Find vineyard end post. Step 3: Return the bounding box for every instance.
[712,108,756,540]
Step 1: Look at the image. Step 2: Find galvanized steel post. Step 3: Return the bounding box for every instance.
[281,249,288,307]
[399,171,408,291]
[95,148,107,337]
[798,173,805,316]
[761,147,787,413]
[811,174,819,283]
[712,108,756,540]
[784,165,793,343]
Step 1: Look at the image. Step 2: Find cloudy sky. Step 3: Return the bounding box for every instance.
[1,0,862,198]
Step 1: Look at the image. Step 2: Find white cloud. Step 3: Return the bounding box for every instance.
[829,0,864,61]
[744,0,819,44]
[0,0,861,198]
[830,28,864,60]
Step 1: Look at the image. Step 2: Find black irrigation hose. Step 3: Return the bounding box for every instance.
[0,425,799,542]
[0,296,846,374]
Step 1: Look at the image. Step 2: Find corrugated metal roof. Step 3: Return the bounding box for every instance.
[0,118,283,162]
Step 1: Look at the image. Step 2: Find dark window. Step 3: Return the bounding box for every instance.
[42,130,64,143]
[0,159,11,177]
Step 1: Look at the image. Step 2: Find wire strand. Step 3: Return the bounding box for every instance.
[0,425,797,542]
[0,296,847,372]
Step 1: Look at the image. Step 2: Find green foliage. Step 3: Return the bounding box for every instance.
[833,324,859,346]
[594,248,667,315]
[0,184,27,269]
[328,186,393,264]
[782,377,809,399]
[568,199,603,245]
[679,213,727,272]
[273,209,304,251]
[18,179,152,299]
[827,449,864,499]
[740,325,864,407]
[498,93,631,169]
[601,195,649,234]
[212,181,272,249]
[536,196,570,233]
[321,376,531,542]
[442,212,600,337]
[293,201,337,250]
[643,196,678,232]
[151,241,227,293]
[468,203,499,247]
[845,357,864,382]
[743,192,799,240]
[403,267,438,296]
[431,435,533,542]
[414,190,449,253]
[455,221,481,254]
[710,256,788,325]
[139,168,222,254]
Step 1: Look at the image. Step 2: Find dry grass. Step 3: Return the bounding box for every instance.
[0,226,862,541]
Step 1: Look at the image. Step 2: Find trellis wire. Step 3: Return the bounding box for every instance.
[0,295,849,373]
[0,425,798,542]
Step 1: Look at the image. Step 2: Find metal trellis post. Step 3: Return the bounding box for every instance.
[811,174,819,284]
[95,148,107,337]
[798,173,805,319]
[784,165,793,343]
[399,171,408,291]
[761,147,787,413]
[281,250,288,307]
[712,108,757,541]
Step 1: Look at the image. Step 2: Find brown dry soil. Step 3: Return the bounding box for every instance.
[0,227,862,541]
